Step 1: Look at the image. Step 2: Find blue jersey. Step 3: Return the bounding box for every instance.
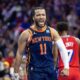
[28,27,54,68]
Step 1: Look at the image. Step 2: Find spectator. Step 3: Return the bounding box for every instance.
[67,10,78,35]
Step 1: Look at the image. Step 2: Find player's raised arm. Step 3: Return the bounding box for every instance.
[50,27,69,76]
[14,29,31,73]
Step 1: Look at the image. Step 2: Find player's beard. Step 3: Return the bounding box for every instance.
[34,20,46,29]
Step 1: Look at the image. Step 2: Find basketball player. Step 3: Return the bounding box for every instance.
[14,7,69,80]
[56,22,80,80]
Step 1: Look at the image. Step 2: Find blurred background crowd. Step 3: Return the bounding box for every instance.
[0,0,80,79]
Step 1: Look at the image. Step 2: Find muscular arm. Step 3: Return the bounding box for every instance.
[14,30,31,72]
[50,27,69,69]
[52,42,58,69]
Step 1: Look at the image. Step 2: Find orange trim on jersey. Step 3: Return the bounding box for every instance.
[30,25,47,32]
[49,27,54,40]
[27,29,33,42]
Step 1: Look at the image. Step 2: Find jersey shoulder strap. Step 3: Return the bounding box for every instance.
[28,27,35,34]
[48,26,53,40]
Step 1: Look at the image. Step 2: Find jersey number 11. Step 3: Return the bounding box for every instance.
[40,43,47,55]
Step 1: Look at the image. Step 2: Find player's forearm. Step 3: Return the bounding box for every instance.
[53,43,58,69]
[54,59,57,69]
[55,39,69,69]
[14,51,22,72]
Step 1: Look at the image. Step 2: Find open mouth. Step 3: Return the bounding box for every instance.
[39,21,44,24]
[38,20,45,23]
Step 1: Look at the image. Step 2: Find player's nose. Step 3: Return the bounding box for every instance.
[39,14,44,19]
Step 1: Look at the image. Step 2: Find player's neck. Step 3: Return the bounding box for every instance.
[33,24,47,32]
[61,31,68,36]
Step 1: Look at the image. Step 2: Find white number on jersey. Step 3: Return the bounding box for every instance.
[67,49,73,62]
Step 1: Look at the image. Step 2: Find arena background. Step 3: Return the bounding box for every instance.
[0,0,80,79]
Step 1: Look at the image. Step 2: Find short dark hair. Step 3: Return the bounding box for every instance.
[31,7,46,17]
[56,22,68,33]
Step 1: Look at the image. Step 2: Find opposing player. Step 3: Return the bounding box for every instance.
[14,7,69,80]
[56,22,80,80]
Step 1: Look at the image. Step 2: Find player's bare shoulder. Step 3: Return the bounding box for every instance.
[49,27,59,35]
[49,27,60,41]
[49,27,56,32]
[18,28,32,42]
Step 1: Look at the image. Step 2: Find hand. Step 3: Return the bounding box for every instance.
[10,67,19,80]
[11,73,19,80]
[15,73,20,80]
[60,68,69,76]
